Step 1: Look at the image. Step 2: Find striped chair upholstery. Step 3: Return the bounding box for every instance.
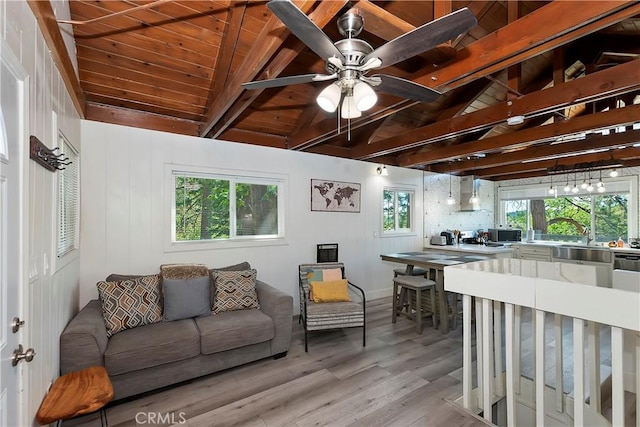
[298,263,365,352]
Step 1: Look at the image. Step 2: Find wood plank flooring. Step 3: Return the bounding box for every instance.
[63,297,489,427]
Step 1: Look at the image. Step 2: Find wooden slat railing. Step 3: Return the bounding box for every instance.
[446,258,640,426]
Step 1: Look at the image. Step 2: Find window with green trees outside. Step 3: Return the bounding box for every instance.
[383,188,413,233]
[174,172,282,242]
[503,193,629,244]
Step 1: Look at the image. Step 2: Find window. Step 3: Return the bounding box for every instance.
[383,188,414,234]
[499,177,636,244]
[172,170,284,243]
[57,132,79,257]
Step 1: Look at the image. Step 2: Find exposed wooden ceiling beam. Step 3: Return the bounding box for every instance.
[420,1,640,92]
[475,147,640,179]
[290,1,640,151]
[219,128,287,149]
[206,0,348,139]
[28,0,86,117]
[411,104,640,170]
[85,102,199,136]
[199,0,318,137]
[430,129,640,174]
[490,158,640,181]
[207,1,247,106]
[351,59,640,161]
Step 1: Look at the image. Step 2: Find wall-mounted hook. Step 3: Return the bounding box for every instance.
[30,136,72,172]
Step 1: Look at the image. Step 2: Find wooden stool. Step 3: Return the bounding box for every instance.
[392,267,428,315]
[392,275,436,334]
[36,366,113,426]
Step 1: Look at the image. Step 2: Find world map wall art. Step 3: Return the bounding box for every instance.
[311,179,361,213]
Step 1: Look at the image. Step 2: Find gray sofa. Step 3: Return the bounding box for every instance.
[60,279,293,400]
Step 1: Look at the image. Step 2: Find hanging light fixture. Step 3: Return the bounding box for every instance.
[563,175,571,193]
[597,170,606,193]
[586,170,594,192]
[446,167,455,205]
[580,171,588,189]
[469,178,480,204]
[571,172,579,193]
[609,168,619,177]
[548,175,555,195]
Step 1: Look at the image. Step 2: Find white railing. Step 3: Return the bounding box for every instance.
[445,259,640,427]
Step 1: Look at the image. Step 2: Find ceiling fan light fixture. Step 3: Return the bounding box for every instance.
[353,81,377,111]
[316,83,341,112]
[341,95,362,119]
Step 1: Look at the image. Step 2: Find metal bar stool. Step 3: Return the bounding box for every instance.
[392,275,436,334]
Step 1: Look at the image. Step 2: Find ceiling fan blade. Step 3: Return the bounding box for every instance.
[371,74,441,103]
[242,73,336,90]
[267,0,345,63]
[363,7,477,69]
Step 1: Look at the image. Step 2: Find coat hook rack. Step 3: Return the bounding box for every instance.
[29,135,72,172]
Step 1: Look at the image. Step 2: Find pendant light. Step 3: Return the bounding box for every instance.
[597,170,606,193]
[446,166,455,205]
[563,175,571,193]
[469,178,479,204]
[548,175,555,195]
[571,172,579,193]
[609,168,619,177]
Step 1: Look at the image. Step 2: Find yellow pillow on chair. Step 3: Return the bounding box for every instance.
[309,279,351,303]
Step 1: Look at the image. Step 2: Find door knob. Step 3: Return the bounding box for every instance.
[11,317,25,333]
[11,344,36,367]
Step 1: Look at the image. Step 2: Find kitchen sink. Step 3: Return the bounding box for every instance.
[552,245,612,263]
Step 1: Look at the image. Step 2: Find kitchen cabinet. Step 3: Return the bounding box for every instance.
[513,244,552,262]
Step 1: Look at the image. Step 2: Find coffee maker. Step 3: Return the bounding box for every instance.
[440,231,455,245]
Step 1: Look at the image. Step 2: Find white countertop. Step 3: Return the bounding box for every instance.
[512,242,640,254]
[423,243,514,254]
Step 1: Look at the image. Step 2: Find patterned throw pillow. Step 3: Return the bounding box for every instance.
[97,275,163,337]
[212,269,260,314]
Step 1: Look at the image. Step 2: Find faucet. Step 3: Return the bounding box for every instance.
[583,227,593,245]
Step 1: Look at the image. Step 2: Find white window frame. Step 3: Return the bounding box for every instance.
[382,186,416,236]
[55,130,79,264]
[497,175,638,239]
[165,164,288,252]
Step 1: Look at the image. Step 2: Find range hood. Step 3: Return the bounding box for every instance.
[459,175,479,211]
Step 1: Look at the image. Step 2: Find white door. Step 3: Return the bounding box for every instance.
[0,40,30,427]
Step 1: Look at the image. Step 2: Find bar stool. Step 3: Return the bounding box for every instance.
[392,267,428,316]
[392,275,437,334]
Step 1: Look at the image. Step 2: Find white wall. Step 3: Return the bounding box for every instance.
[79,121,425,310]
[2,0,81,424]
[423,171,495,243]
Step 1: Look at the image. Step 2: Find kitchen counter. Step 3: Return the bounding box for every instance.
[423,243,514,258]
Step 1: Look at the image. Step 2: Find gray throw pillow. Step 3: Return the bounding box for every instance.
[163,276,211,321]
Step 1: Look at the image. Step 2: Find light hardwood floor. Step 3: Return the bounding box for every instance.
[64,297,489,427]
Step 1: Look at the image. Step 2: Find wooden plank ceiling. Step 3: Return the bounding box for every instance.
[32,0,640,180]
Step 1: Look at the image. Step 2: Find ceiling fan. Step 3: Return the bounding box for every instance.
[242,0,477,120]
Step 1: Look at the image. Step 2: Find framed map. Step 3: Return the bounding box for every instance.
[311,179,361,213]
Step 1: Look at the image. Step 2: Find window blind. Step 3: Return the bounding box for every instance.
[57,134,79,257]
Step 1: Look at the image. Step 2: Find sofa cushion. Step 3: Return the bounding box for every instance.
[163,276,211,321]
[212,269,260,314]
[209,261,252,306]
[97,275,163,337]
[104,318,200,375]
[160,263,209,280]
[195,309,274,355]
